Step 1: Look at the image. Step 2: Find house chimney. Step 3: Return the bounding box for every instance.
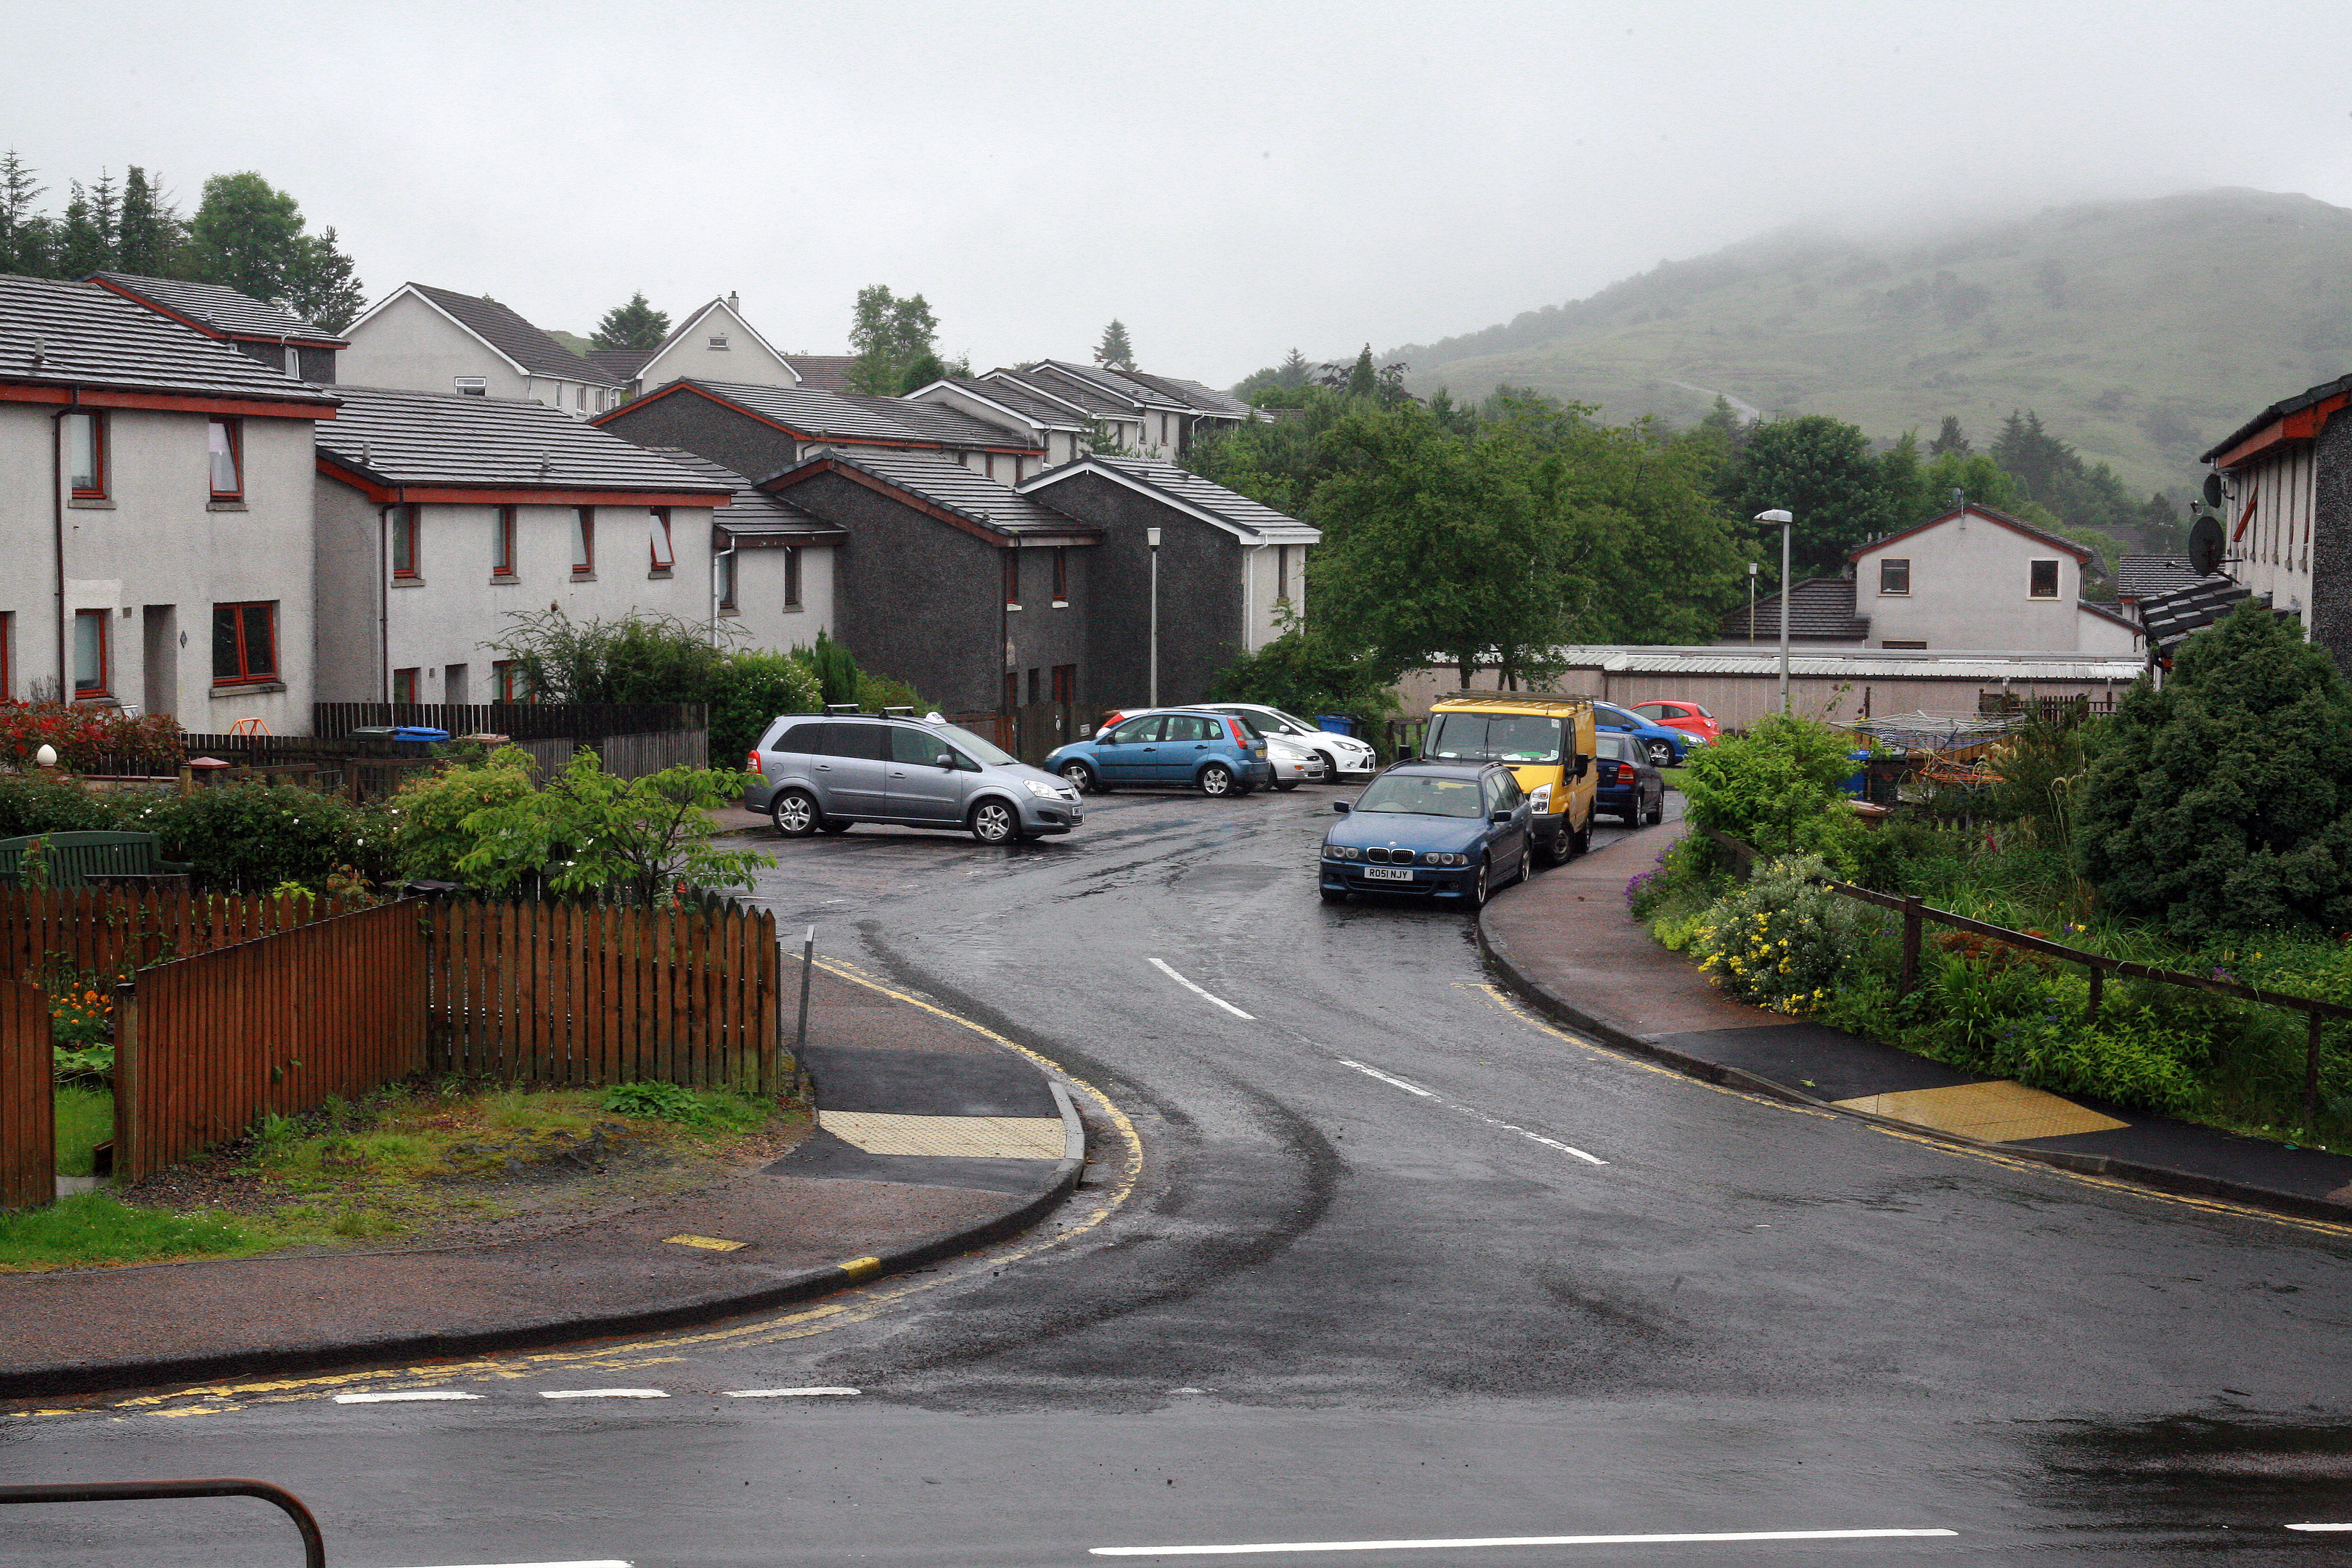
[727,292,740,312]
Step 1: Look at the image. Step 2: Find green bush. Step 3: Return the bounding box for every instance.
[1679,712,1861,870]
[1689,854,1866,1015]
[0,772,130,837]
[388,747,550,884]
[123,785,396,893]
[709,650,821,767]
[1206,624,1401,744]
[600,1080,768,1132]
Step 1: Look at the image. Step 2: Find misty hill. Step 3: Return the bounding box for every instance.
[1392,189,2352,500]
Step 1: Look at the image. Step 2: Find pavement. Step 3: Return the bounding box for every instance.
[0,963,1084,1400]
[1479,815,2352,1225]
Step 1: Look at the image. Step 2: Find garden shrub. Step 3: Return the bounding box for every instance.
[1206,623,1402,743]
[389,746,548,884]
[0,771,129,837]
[1689,854,1866,1015]
[1678,713,1861,870]
[126,784,396,893]
[709,650,820,767]
[2075,597,2352,939]
[0,701,184,773]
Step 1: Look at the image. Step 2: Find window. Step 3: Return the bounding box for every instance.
[492,660,528,701]
[0,611,12,698]
[1027,667,1041,705]
[445,663,469,703]
[1878,558,1910,595]
[211,602,278,686]
[391,505,420,578]
[819,723,889,760]
[708,335,729,350]
[650,508,674,573]
[2028,559,2060,599]
[1881,639,1928,650]
[716,549,738,612]
[1052,664,1076,703]
[1053,547,1069,601]
[1004,552,1020,608]
[775,722,823,754]
[454,376,488,397]
[493,506,517,576]
[392,667,420,704]
[572,507,595,575]
[1161,714,1213,741]
[65,412,105,498]
[207,417,242,499]
[783,546,803,608]
[573,385,587,411]
[1277,544,1291,603]
[1106,716,1161,744]
[73,609,110,698]
[892,725,957,767]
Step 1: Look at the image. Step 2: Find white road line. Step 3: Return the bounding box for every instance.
[1151,957,1256,1019]
[1092,1527,1957,1556]
[390,1561,632,1567]
[539,1389,669,1400]
[332,1390,483,1405]
[2289,1522,2352,1531]
[1336,1058,1607,1165]
[726,1387,861,1397]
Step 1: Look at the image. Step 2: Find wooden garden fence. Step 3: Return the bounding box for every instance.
[0,981,52,1209]
[1702,826,2348,1125]
[0,887,359,983]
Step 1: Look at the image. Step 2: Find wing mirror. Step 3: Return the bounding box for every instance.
[1490,808,1511,823]
[1331,801,1350,813]
[934,753,957,769]
[1395,743,1416,760]
[1574,752,1591,780]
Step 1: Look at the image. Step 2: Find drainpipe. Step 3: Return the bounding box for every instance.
[379,504,393,701]
[52,391,75,701]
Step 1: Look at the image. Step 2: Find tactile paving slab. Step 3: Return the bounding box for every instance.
[1833,1079,2128,1143]
[816,1110,1067,1159]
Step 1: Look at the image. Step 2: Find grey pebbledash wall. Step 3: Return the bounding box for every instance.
[2310,409,2352,677]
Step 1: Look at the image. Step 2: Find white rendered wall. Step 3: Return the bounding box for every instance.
[637,303,798,393]
[1855,514,2088,651]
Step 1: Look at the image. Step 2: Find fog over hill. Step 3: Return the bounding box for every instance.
[1388,189,2352,500]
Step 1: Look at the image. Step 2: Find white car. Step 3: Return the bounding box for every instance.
[1198,703,1379,782]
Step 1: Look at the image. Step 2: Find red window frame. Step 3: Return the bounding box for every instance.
[492,660,528,702]
[1051,663,1075,703]
[211,601,279,687]
[572,507,595,576]
[65,412,107,499]
[0,610,12,699]
[391,667,420,704]
[207,417,243,500]
[783,545,802,608]
[494,506,518,577]
[72,608,110,699]
[650,507,674,573]
[391,504,421,579]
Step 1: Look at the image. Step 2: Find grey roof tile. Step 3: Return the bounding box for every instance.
[849,392,1041,450]
[317,385,732,494]
[682,379,934,442]
[2115,555,2205,600]
[1032,359,1188,409]
[405,284,621,385]
[1026,455,1318,543]
[988,366,1131,420]
[0,273,335,404]
[91,271,345,344]
[588,346,658,380]
[783,354,857,393]
[940,376,1087,429]
[770,445,1099,539]
[645,448,843,536]
[1717,577,1870,641]
[1116,369,1254,418]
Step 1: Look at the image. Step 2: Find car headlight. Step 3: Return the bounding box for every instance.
[1323,844,1345,860]
[1527,784,1553,813]
[1342,846,1361,860]
[1024,780,1063,799]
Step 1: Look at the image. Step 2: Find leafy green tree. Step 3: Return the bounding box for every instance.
[1928,415,1972,457]
[115,167,184,276]
[284,226,364,331]
[895,350,949,394]
[1094,319,1136,371]
[593,292,671,351]
[1206,621,1400,742]
[1679,713,1861,869]
[1716,414,1902,573]
[188,171,305,302]
[391,748,550,884]
[2075,600,2352,938]
[846,285,939,394]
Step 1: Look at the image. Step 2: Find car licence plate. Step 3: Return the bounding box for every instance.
[1363,865,1413,882]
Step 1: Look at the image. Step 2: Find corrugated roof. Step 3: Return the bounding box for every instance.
[2115,555,2204,600]
[784,354,857,393]
[1718,576,1869,640]
[404,284,621,385]
[2202,370,2352,463]
[0,273,336,405]
[1551,645,2146,682]
[769,446,1099,539]
[91,271,345,345]
[317,385,732,494]
[644,448,841,536]
[1023,455,1318,543]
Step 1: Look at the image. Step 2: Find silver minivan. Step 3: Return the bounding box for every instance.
[744,710,1085,844]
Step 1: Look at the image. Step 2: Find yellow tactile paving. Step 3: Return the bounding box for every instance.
[662,1234,748,1251]
[817,1110,1066,1159]
[1832,1079,2128,1143]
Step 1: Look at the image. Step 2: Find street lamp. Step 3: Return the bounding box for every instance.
[1755,509,1794,712]
[1146,526,1162,707]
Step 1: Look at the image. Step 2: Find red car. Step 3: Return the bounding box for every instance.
[1629,699,1723,746]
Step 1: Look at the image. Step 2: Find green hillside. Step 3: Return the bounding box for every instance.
[1392,188,2352,501]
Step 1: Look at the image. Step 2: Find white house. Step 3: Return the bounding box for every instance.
[1848,502,2140,655]
[339,283,625,418]
[588,295,800,402]
[311,387,734,705]
[0,274,336,730]
[643,447,844,656]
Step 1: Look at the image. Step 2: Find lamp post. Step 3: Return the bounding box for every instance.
[1146,526,1162,707]
[1755,509,1794,712]
[1747,560,1758,644]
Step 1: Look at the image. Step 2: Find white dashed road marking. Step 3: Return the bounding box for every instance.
[333,1390,484,1404]
[726,1387,861,1397]
[1092,1527,1958,1556]
[390,1560,632,1567]
[539,1389,669,1400]
[1150,957,1256,1020]
[1336,1058,1607,1165]
[2289,1523,2352,1531]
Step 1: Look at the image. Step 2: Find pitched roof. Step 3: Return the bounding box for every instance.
[1020,455,1319,544]
[90,271,346,346]
[1850,502,2093,565]
[0,273,338,409]
[2078,600,2141,634]
[849,392,1041,450]
[315,385,732,499]
[990,365,1135,420]
[616,379,1037,451]
[932,376,1088,430]
[2138,575,2256,654]
[588,346,658,380]
[381,284,621,385]
[645,448,844,541]
[783,354,857,393]
[1717,576,1870,641]
[763,446,1100,541]
[1115,369,1254,418]
[1031,359,1190,410]
[2202,370,2352,465]
[2114,555,2205,600]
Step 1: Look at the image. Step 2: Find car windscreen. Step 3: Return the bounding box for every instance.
[1425,712,1564,764]
[927,722,1017,767]
[1270,709,1322,735]
[1351,775,1486,819]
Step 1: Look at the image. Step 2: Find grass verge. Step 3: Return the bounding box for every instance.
[54,1085,112,1178]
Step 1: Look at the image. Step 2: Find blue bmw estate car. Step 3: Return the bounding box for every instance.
[1319,761,1531,907]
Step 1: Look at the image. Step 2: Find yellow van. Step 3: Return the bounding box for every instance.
[1419,693,1598,865]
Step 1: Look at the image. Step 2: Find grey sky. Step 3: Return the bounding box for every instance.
[9,0,2351,387]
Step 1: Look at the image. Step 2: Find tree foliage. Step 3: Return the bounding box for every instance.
[1205,624,1400,742]
[846,285,940,394]
[1714,414,1899,573]
[189,171,305,303]
[1093,319,1135,371]
[1678,713,1861,870]
[2075,600,2352,938]
[593,292,671,351]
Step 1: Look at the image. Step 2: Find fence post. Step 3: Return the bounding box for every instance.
[793,925,815,1101]
[1898,895,1922,997]
[2086,965,2104,1024]
[2306,1010,2324,1133]
[113,979,139,1184]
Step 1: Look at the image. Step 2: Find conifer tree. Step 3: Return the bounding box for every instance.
[115,167,186,276]
[1093,319,1136,371]
[592,292,670,351]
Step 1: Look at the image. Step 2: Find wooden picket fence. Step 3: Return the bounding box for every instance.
[0,887,362,985]
[0,981,52,1209]
[422,897,781,1093]
[115,902,429,1184]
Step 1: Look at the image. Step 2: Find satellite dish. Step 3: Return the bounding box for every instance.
[2202,471,2226,509]
[2189,514,2225,576]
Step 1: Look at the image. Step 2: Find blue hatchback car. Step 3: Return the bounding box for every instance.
[1319,762,1531,907]
[1594,701,1692,769]
[1045,709,1275,798]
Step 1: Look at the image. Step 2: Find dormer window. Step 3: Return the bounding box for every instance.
[708,335,730,350]
[454,377,488,396]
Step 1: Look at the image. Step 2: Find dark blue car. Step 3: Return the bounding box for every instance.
[1045,709,1274,797]
[1319,762,1531,907]
[1593,730,1665,825]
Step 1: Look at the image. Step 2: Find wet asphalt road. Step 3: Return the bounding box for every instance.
[5,783,2352,1567]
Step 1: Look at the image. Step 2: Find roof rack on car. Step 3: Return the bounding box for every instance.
[824,703,863,714]
[1429,692,1593,710]
[880,706,915,716]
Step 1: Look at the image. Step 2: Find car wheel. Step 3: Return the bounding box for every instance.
[771,789,819,838]
[818,818,854,834]
[1319,886,1347,904]
[1315,750,1338,781]
[1646,791,1665,825]
[1467,857,1490,908]
[1532,830,1561,869]
[1059,761,1097,794]
[968,798,1018,844]
[1646,739,1676,769]
[1274,779,1299,792]
[1570,817,1593,857]
[1199,762,1236,797]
